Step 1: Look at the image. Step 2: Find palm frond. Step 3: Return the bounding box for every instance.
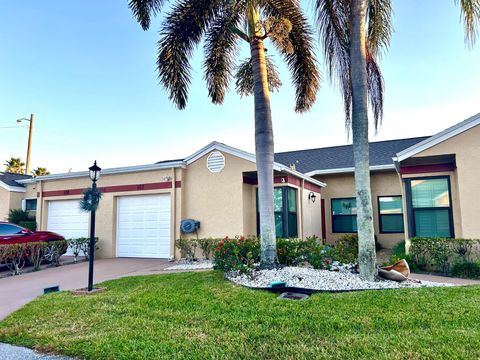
[367,0,393,58]
[235,56,282,97]
[315,0,351,126]
[264,0,321,113]
[128,0,165,30]
[455,0,480,47]
[203,3,243,104]
[157,0,224,109]
[366,48,384,130]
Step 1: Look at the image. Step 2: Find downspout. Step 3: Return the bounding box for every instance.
[171,167,176,260]
[300,179,305,238]
[38,180,44,230]
[393,156,410,253]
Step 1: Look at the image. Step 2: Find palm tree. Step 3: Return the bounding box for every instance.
[314,0,391,280]
[4,157,25,174]
[31,167,50,176]
[315,0,479,280]
[129,0,320,267]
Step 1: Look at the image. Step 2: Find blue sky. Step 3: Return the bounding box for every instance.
[0,0,479,173]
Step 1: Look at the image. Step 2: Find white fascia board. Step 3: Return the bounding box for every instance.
[274,164,327,188]
[305,164,395,176]
[17,161,186,183]
[0,181,26,192]
[395,112,480,162]
[186,141,325,187]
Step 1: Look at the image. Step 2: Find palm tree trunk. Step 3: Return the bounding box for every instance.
[250,38,277,268]
[350,0,376,280]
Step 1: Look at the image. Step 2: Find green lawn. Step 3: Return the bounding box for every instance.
[1,271,480,359]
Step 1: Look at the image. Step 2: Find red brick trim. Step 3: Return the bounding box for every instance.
[400,163,456,175]
[243,175,321,192]
[42,181,180,198]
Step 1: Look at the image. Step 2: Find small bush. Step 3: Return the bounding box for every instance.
[0,243,27,275]
[44,240,68,266]
[450,260,480,279]
[197,238,218,259]
[213,236,260,274]
[333,234,358,264]
[7,209,30,225]
[26,242,47,271]
[68,237,99,261]
[175,238,197,261]
[19,221,37,231]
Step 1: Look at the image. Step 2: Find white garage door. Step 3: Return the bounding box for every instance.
[116,194,171,258]
[47,200,89,255]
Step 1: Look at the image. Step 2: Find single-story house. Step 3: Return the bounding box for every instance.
[17,143,324,259]
[14,112,480,258]
[0,172,32,221]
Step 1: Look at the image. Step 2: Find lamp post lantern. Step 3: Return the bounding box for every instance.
[87,161,101,292]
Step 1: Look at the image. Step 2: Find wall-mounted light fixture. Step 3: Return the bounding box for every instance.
[308,192,317,203]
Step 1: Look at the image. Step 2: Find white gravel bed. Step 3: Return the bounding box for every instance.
[227,266,453,291]
[164,260,214,271]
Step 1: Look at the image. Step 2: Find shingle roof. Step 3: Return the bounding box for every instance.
[274,137,430,174]
[0,172,32,188]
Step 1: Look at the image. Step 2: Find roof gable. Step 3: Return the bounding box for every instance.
[0,172,31,192]
[395,112,480,162]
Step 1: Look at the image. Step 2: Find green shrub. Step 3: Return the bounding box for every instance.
[309,245,336,270]
[26,242,47,271]
[333,234,358,264]
[68,237,99,261]
[450,260,480,279]
[410,237,480,276]
[19,221,37,231]
[0,243,27,275]
[175,238,198,260]
[7,209,30,225]
[44,240,69,266]
[197,238,218,259]
[213,236,260,275]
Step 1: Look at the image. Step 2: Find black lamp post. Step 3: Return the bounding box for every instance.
[88,161,101,292]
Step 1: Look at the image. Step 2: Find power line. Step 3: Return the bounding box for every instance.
[0,125,28,129]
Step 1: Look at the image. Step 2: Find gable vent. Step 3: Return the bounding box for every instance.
[207,151,225,173]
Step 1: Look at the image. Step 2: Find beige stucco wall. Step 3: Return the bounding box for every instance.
[181,152,257,243]
[314,171,405,248]
[0,187,25,221]
[301,187,322,239]
[404,123,480,240]
[29,168,182,259]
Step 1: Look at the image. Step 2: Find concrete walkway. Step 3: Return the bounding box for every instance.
[0,343,72,360]
[0,258,172,321]
[411,273,480,285]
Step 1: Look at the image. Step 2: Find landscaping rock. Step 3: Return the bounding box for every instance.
[0,343,72,360]
[164,260,214,271]
[227,266,453,292]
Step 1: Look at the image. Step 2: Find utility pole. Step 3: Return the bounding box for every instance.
[16,113,34,174]
[26,113,34,174]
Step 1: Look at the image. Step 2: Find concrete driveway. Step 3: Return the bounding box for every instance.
[0,258,172,321]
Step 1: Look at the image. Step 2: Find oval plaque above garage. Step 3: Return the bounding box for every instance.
[206,151,225,173]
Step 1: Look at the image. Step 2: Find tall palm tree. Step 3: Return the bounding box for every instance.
[129,0,320,267]
[315,0,479,280]
[315,0,391,280]
[31,167,50,177]
[4,157,25,174]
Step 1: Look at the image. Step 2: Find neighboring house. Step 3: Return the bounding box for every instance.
[0,172,32,221]
[276,112,480,249]
[18,143,324,259]
[17,112,480,259]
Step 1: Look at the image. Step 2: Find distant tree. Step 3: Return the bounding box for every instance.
[129,0,320,267]
[4,157,25,174]
[31,167,50,177]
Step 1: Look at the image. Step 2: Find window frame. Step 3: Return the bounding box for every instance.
[377,195,405,234]
[331,197,357,234]
[404,175,455,238]
[256,186,298,238]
